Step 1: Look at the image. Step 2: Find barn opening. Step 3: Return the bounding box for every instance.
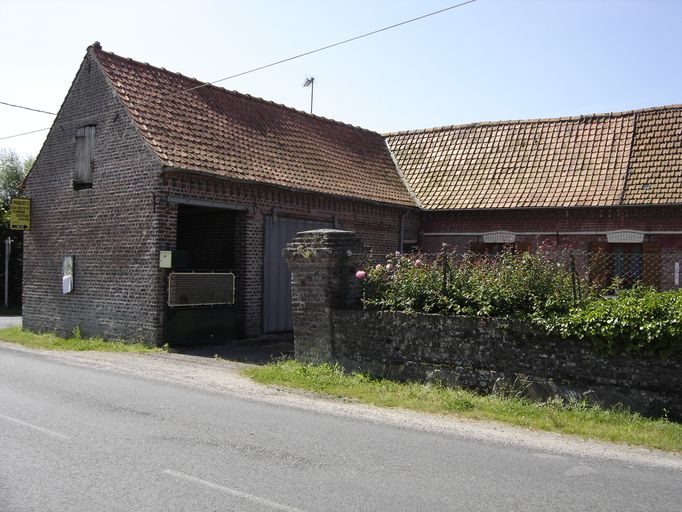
[164,204,243,346]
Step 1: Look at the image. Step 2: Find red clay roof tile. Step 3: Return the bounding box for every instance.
[92,47,415,207]
[91,46,680,211]
[385,105,682,210]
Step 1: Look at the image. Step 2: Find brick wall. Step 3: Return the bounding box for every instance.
[23,48,164,343]
[421,206,682,252]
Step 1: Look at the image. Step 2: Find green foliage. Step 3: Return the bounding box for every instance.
[0,149,32,217]
[541,286,682,357]
[363,253,443,313]
[362,248,588,320]
[0,326,163,352]
[360,249,680,357]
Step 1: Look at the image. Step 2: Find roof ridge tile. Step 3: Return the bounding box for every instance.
[383,103,682,137]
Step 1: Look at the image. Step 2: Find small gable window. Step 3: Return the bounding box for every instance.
[74,125,95,189]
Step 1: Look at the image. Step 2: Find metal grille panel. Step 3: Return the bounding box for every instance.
[168,272,235,307]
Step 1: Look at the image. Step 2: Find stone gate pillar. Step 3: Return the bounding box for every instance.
[284,229,367,363]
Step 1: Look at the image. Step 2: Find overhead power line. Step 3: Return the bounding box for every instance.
[0,0,479,141]
[171,0,479,97]
[0,127,51,141]
[0,101,57,116]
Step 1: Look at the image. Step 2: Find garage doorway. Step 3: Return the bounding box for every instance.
[164,205,243,345]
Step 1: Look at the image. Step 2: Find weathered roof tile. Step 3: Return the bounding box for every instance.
[91,46,680,211]
[93,46,415,207]
[385,105,682,209]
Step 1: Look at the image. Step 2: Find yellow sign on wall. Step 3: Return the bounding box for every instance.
[10,197,31,230]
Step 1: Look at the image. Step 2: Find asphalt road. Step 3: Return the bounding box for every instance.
[1,345,680,511]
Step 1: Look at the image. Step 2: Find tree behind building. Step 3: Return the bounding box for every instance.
[0,149,33,309]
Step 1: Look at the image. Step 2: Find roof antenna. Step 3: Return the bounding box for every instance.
[303,77,315,114]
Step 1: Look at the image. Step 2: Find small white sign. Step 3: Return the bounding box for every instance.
[483,231,516,244]
[159,251,172,268]
[62,256,74,294]
[606,231,644,244]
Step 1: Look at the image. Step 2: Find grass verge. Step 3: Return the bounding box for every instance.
[242,360,682,453]
[0,326,163,353]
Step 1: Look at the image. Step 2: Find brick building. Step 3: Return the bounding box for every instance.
[385,108,682,289]
[22,43,418,344]
[22,44,681,345]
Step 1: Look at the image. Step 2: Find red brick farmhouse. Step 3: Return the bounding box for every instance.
[22,44,682,345]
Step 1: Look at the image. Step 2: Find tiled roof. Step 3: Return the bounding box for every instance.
[622,107,682,205]
[385,105,682,210]
[92,46,415,207]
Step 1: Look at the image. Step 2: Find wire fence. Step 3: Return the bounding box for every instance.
[415,248,682,294]
[569,250,680,292]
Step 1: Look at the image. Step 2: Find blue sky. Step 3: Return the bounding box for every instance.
[1,0,680,157]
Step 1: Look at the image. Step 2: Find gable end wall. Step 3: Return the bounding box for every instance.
[22,51,164,343]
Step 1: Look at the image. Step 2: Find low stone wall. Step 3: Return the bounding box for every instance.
[332,309,682,419]
[285,230,682,419]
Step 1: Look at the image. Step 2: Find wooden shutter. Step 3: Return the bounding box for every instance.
[641,242,662,290]
[588,241,610,289]
[74,126,95,185]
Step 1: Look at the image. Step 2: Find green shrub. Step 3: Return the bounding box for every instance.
[363,253,443,313]
[362,248,588,319]
[445,250,583,318]
[540,286,682,357]
[359,250,681,357]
